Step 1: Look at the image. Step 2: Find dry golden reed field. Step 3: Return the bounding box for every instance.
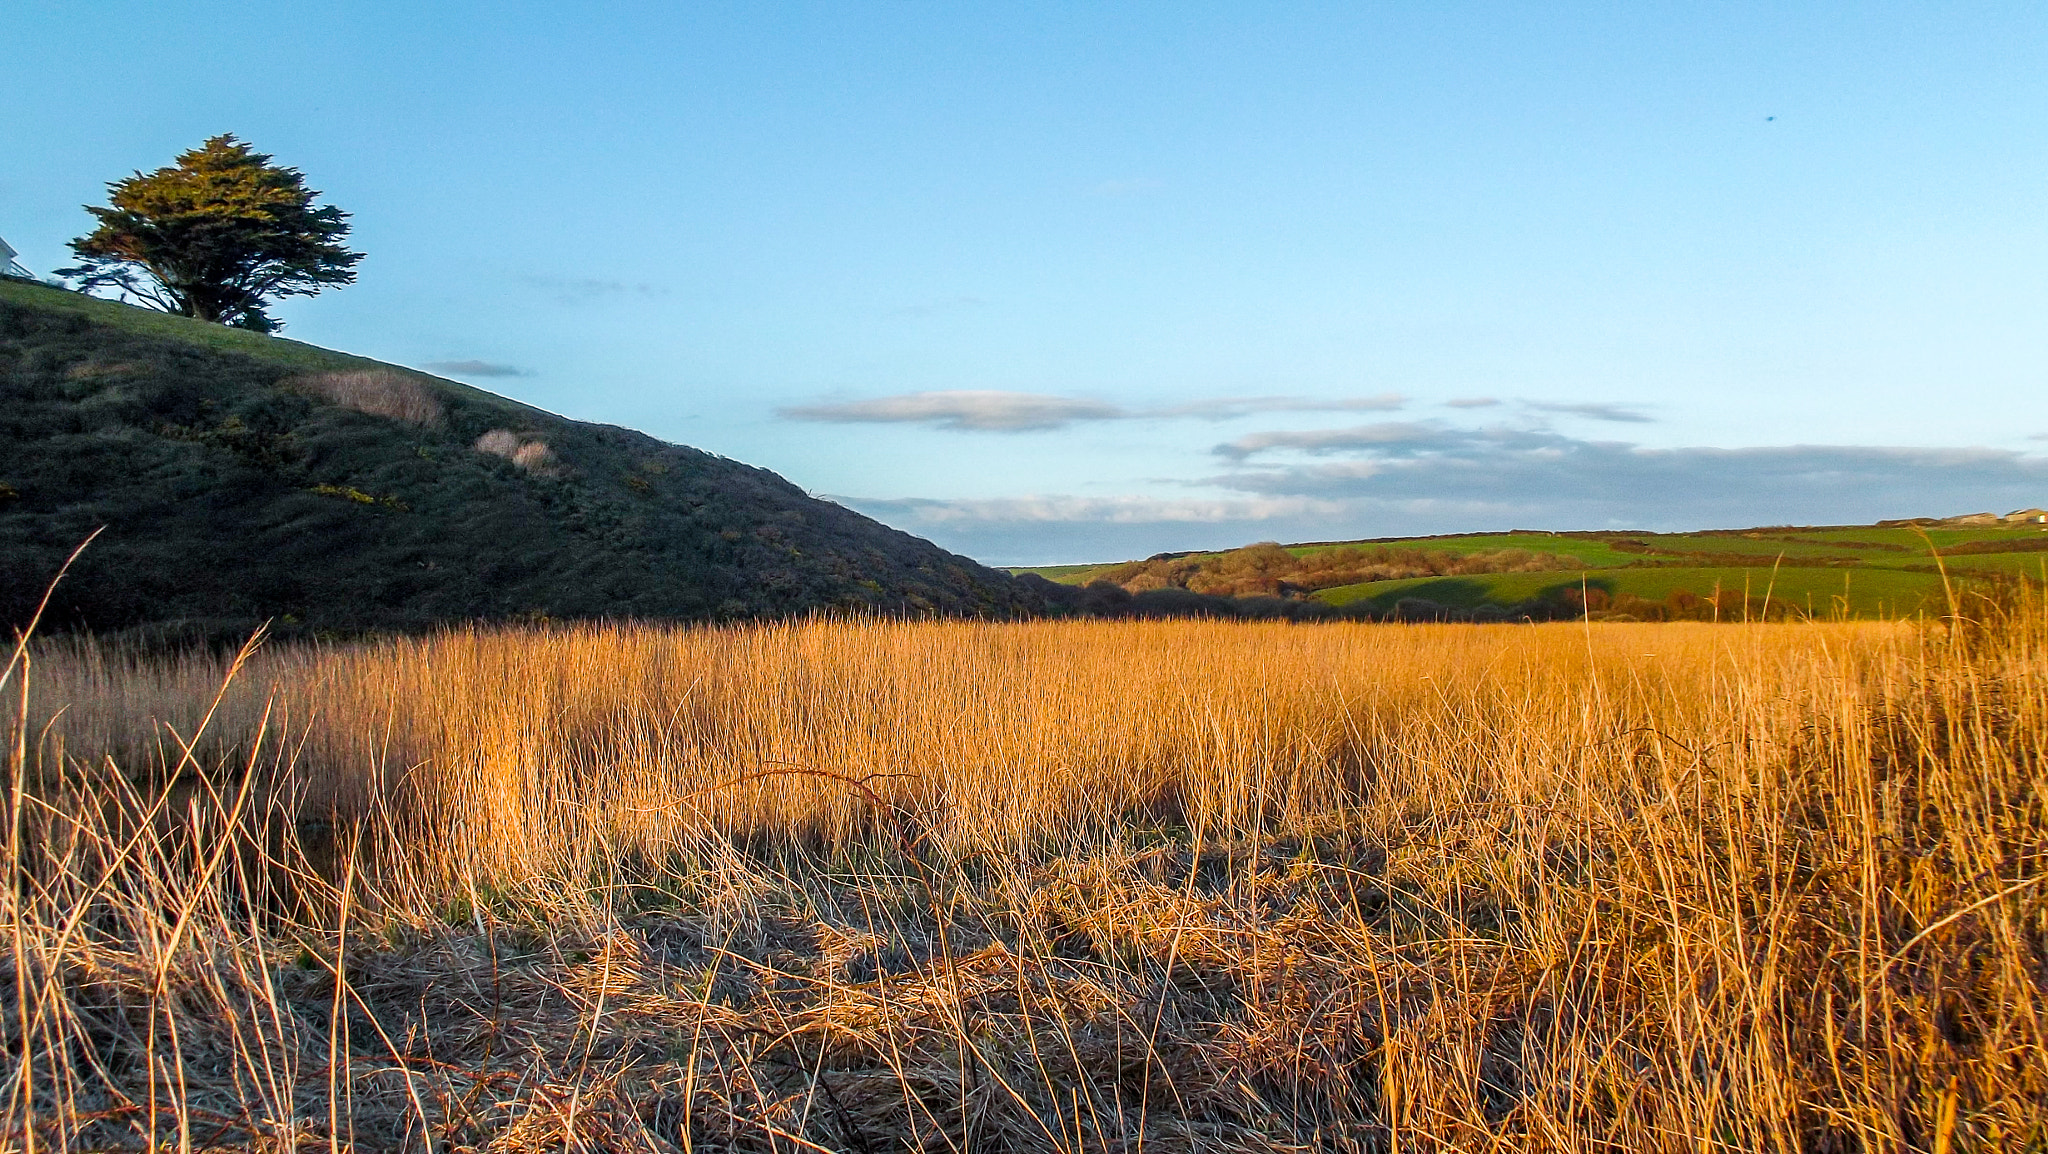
[4,607,2045,1151]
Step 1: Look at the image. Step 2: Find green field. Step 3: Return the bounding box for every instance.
[1002,562,1109,580]
[1288,531,1647,569]
[1930,551,2048,578]
[1013,521,2043,618]
[1312,565,1950,618]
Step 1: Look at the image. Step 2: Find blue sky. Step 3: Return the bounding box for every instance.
[6,2,2048,563]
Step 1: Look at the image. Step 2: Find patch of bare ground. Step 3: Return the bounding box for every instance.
[4,608,2044,1150]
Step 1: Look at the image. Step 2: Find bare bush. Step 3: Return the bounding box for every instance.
[287,369,445,426]
[511,439,556,472]
[474,428,522,457]
[475,428,557,472]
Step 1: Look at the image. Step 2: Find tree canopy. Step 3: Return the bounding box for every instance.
[59,135,362,332]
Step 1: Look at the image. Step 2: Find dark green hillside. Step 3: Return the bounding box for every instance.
[0,280,1049,637]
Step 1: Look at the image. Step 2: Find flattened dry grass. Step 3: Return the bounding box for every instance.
[284,370,446,427]
[4,612,2044,1151]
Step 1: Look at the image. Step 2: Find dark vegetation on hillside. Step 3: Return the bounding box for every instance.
[0,281,1056,639]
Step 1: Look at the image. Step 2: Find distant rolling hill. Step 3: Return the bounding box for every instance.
[0,279,1054,638]
[1014,523,2048,620]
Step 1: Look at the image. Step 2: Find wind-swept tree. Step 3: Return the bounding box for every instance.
[59,135,362,332]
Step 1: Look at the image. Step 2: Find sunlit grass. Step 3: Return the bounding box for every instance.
[5,612,2043,1150]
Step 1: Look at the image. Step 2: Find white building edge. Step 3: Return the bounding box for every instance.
[0,235,37,280]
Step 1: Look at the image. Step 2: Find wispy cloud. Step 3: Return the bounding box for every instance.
[1151,393,1407,420]
[522,275,671,304]
[847,494,1343,525]
[779,390,1407,432]
[1211,424,2048,526]
[837,493,1352,565]
[780,391,1122,432]
[1444,397,1500,408]
[837,426,2048,564]
[1215,421,1455,460]
[1524,400,1654,423]
[425,359,530,378]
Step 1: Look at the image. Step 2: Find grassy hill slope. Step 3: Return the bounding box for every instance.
[0,280,1050,636]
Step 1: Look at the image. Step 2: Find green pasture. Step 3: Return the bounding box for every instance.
[1003,563,1110,581]
[1001,522,2047,612]
[1924,551,2048,578]
[1286,531,1643,569]
[1313,565,1952,618]
[1792,525,2047,551]
[1609,535,1889,563]
[1618,527,2044,563]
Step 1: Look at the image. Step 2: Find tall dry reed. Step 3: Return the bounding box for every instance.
[4,612,2042,1150]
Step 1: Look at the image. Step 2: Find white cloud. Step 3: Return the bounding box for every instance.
[521,275,670,304]
[1149,393,1407,419]
[833,430,2048,565]
[1524,400,1654,423]
[1444,397,1500,408]
[1210,427,2048,527]
[835,493,1355,564]
[779,391,1123,431]
[779,390,1407,432]
[1216,421,1457,459]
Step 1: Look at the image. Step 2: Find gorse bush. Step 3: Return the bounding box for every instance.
[7,610,2044,1150]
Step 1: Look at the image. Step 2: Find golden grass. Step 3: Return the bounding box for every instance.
[5,612,2044,1151]
[285,370,446,427]
[474,430,555,472]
